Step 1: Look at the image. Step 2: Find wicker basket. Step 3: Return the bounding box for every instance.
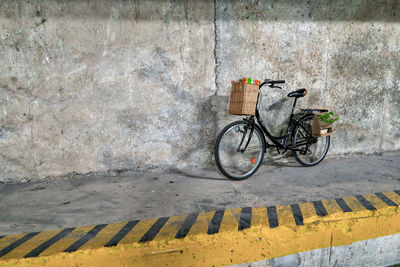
[229,81,259,115]
[312,114,333,137]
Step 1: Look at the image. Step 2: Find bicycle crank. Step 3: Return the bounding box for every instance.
[300,148,312,155]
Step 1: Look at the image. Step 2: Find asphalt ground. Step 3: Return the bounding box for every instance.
[0,150,399,236]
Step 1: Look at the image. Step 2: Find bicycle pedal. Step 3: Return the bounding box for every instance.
[300,149,311,155]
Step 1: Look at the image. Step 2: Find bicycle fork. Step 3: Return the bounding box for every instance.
[236,120,255,153]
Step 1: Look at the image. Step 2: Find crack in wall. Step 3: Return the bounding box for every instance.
[213,0,219,95]
[322,0,332,103]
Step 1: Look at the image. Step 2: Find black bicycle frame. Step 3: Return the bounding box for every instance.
[245,90,316,153]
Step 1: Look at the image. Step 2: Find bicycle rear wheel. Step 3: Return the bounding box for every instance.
[293,114,330,166]
[214,120,265,180]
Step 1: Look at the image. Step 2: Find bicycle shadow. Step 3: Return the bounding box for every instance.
[264,161,299,168]
[261,153,300,168]
[170,168,227,181]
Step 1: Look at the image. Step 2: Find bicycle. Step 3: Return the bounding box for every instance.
[214,79,330,180]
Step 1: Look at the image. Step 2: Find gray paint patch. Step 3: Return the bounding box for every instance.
[231,233,400,267]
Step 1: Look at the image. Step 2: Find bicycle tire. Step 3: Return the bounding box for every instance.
[214,120,265,180]
[292,114,330,166]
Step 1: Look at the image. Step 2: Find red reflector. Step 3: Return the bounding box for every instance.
[251,157,257,164]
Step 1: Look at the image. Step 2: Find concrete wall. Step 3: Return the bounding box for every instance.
[0,0,399,182]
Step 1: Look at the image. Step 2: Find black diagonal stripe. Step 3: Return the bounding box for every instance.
[238,207,252,231]
[64,224,107,253]
[0,232,39,258]
[313,200,328,216]
[290,204,304,226]
[104,220,140,247]
[139,217,169,243]
[267,206,278,228]
[0,236,5,240]
[207,210,225,235]
[394,190,400,196]
[375,193,398,207]
[355,195,376,211]
[335,198,352,212]
[175,213,199,239]
[24,228,75,258]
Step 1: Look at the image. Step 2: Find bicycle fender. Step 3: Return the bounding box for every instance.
[254,123,267,149]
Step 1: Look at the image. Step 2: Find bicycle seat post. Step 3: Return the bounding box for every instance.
[290,97,298,117]
[282,97,298,150]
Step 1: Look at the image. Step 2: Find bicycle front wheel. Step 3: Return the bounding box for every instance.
[293,114,330,166]
[214,120,265,180]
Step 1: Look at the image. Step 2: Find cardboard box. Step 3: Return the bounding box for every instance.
[312,114,333,137]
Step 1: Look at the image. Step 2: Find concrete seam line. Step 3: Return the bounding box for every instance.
[0,190,399,266]
[213,0,219,95]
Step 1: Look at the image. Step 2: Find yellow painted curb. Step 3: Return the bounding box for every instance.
[0,191,399,266]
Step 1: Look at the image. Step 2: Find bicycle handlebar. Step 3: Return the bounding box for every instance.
[260,79,285,89]
[269,80,285,84]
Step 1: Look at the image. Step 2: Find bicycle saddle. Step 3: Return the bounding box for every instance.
[287,88,307,98]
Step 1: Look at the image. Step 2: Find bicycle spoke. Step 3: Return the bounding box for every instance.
[298,129,307,139]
